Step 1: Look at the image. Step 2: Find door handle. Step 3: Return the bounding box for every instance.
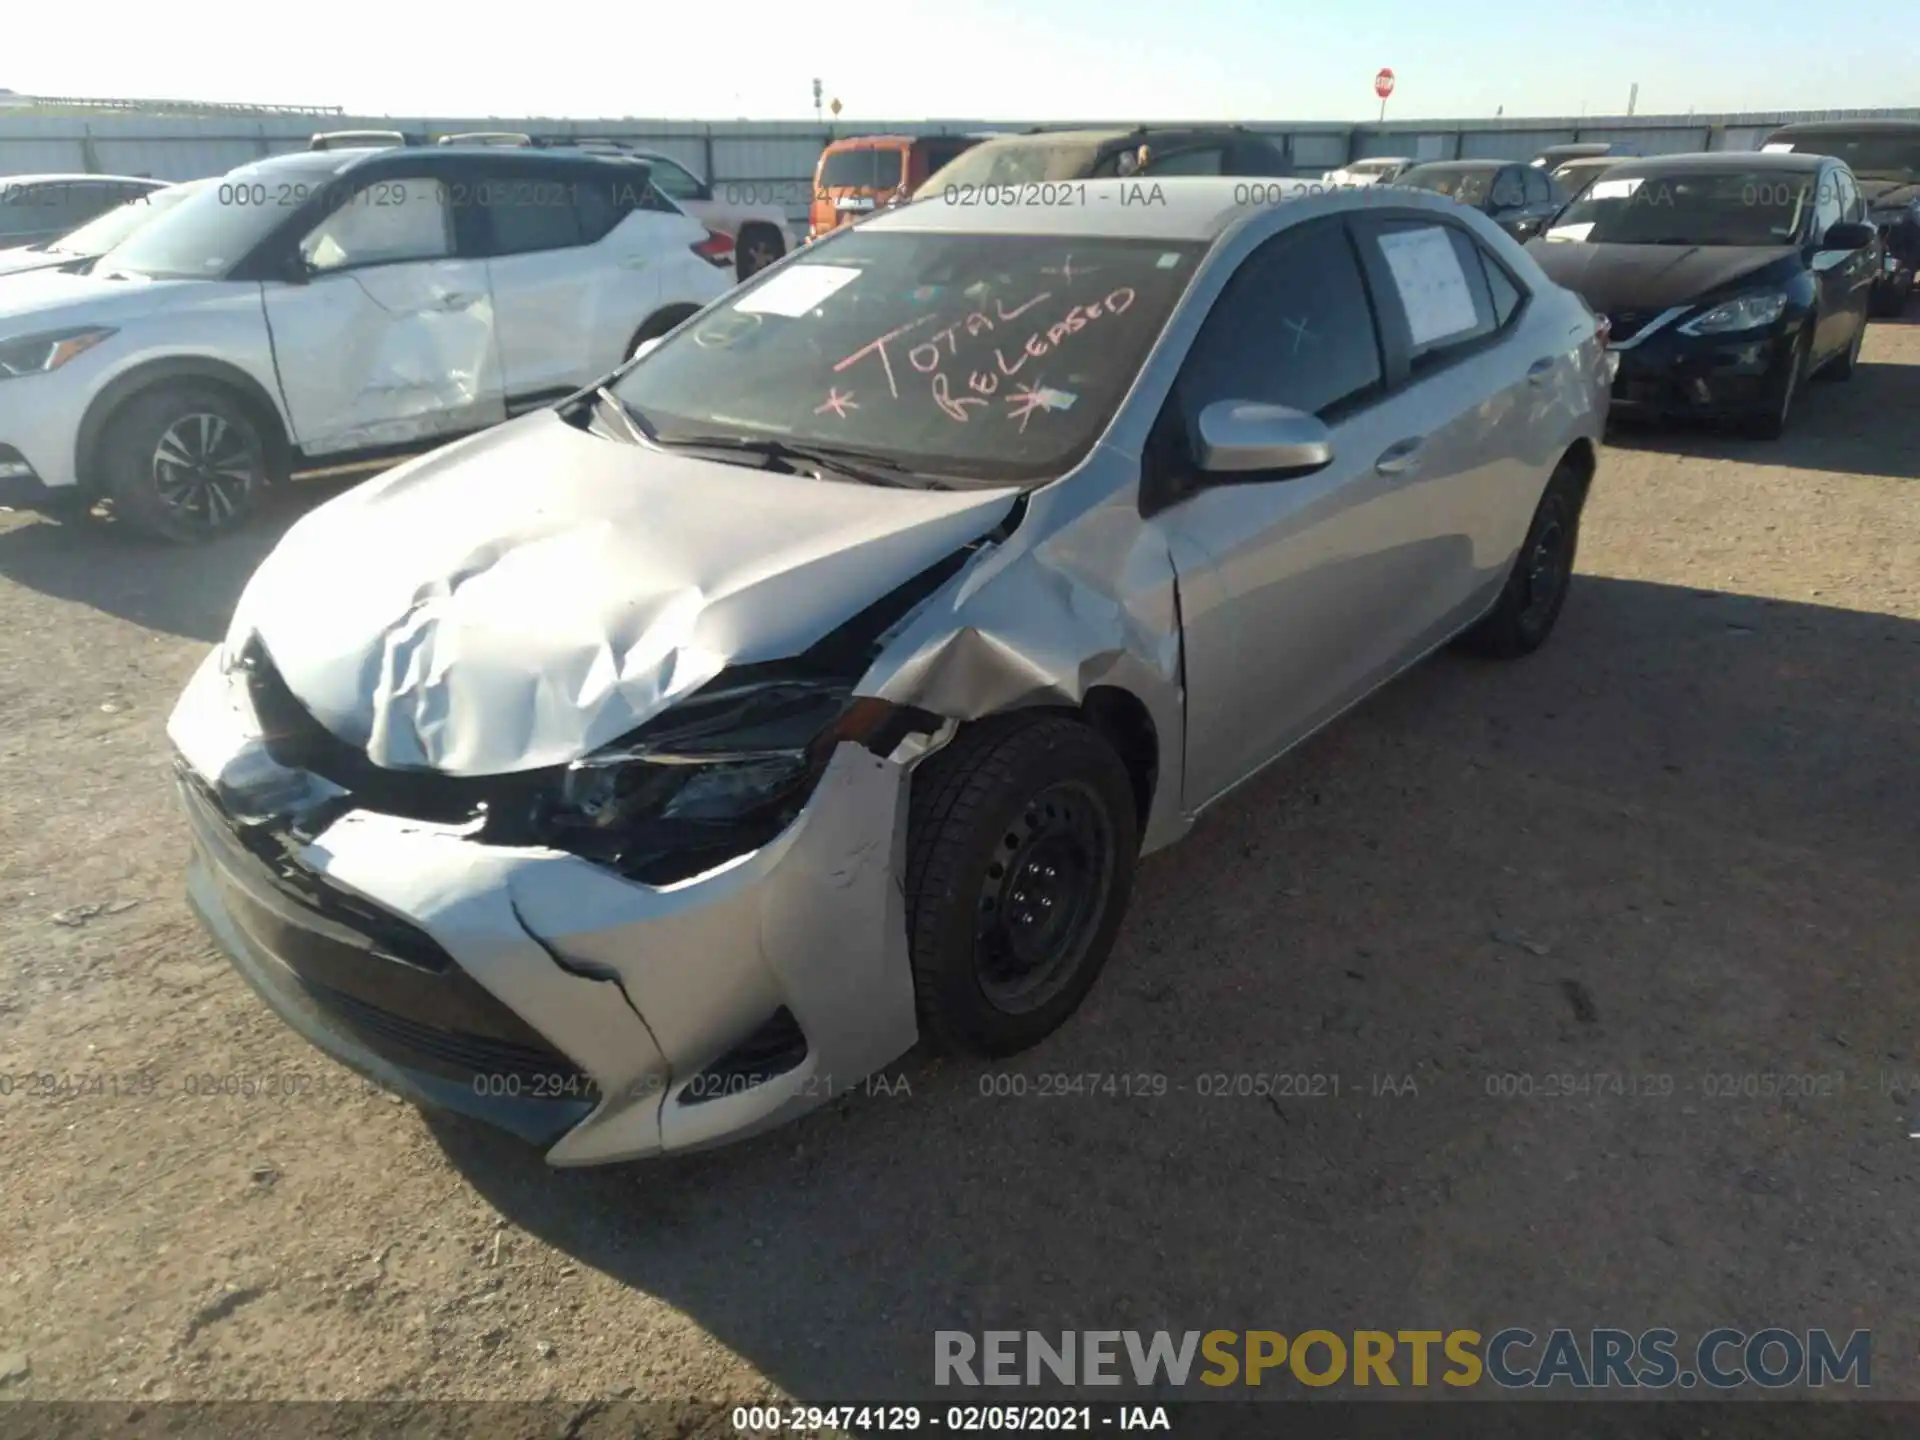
[430,290,479,311]
[1375,437,1425,476]
[1526,357,1555,386]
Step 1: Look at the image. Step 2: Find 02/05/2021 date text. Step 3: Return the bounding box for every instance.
[975,1072,1355,1099]
[1484,1071,1847,1099]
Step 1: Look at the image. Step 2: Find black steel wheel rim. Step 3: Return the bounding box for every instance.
[973,779,1115,1013]
[1519,499,1569,631]
[151,411,260,529]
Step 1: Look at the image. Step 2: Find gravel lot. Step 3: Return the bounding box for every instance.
[1,317,1916,1415]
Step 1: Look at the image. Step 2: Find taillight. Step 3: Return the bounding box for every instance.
[692,229,734,268]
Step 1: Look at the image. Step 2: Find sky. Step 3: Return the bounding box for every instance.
[7,0,1913,123]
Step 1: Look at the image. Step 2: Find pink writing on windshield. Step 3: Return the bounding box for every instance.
[815,387,858,419]
[933,372,989,422]
[834,315,937,399]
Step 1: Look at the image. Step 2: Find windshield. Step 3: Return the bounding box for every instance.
[1768,134,1920,184]
[97,158,344,279]
[916,141,1105,198]
[1399,166,1495,204]
[1551,160,1614,190]
[1544,169,1811,246]
[819,148,904,192]
[49,180,202,256]
[611,230,1204,485]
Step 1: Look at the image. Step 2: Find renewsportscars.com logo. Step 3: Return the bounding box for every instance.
[934,1328,1872,1390]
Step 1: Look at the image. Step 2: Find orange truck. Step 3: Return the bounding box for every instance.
[807,133,983,241]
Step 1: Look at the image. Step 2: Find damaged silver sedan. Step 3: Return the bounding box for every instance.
[169,179,1610,1163]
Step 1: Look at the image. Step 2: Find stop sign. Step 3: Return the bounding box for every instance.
[1374,68,1396,99]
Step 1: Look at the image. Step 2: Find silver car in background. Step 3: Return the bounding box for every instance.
[169,178,1609,1164]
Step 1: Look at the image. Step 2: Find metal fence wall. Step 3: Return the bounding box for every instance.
[6,107,1919,215]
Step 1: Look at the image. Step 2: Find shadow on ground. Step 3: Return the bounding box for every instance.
[428,574,1920,1400]
[1604,352,1920,481]
[0,474,366,641]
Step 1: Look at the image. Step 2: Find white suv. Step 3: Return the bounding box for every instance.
[0,145,735,540]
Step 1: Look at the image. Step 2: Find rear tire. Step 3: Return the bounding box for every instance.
[1456,459,1584,660]
[735,224,785,282]
[905,713,1140,1057]
[98,382,272,543]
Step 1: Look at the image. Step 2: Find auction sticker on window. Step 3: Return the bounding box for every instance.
[1376,225,1478,346]
[734,264,862,317]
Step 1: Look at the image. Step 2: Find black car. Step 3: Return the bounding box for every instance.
[1526,152,1878,438]
[1763,119,1920,315]
[914,123,1292,199]
[1396,159,1569,241]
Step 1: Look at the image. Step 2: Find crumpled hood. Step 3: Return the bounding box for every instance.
[227,410,1020,776]
[0,267,207,330]
[1526,241,1796,314]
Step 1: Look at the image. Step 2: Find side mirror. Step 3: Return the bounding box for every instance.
[282,251,314,285]
[1195,400,1334,476]
[1820,221,1876,252]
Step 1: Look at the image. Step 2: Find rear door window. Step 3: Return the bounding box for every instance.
[477,163,584,255]
[1357,218,1506,374]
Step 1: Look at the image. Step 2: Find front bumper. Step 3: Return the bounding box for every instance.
[168,648,922,1165]
[1606,320,1795,419]
[0,356,103,497]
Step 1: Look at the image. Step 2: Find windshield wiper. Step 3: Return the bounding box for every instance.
[648,434,947,489]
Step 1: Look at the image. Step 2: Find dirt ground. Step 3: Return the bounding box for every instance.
[1,318,1916,1418]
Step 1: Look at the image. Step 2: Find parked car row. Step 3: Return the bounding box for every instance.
[1325,128,1912,438]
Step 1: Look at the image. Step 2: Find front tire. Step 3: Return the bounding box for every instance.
[1456,459,1584,660]
[99,383,272,543]
[905,713,1140,1056]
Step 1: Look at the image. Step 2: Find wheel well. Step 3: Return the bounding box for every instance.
[76,358,289,498]
[1079,687,1158,829]
[630,304,702,354]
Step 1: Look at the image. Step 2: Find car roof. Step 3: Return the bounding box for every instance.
[236,145,645,177]
[822,134,922,149]
[1609,150,1826,172]
[865,175,1461,242]
[2,172,160,186]
[1768,119,1920,136]
[1406,158,1506,170]
[997,124,1259,148]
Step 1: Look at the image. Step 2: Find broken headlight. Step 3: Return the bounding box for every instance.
[532,673,924,883]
